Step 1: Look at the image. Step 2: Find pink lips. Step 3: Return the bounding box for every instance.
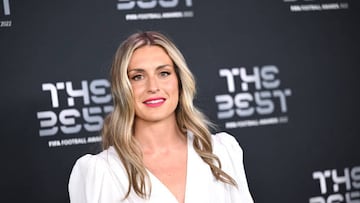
[143,97,166,107]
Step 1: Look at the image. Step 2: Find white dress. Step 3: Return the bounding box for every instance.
[68,132,254,203]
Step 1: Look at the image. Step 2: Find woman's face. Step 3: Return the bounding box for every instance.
[127,45,179,124]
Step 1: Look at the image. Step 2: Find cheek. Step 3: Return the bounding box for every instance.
[131,84,145,98]
[169,79,179,96]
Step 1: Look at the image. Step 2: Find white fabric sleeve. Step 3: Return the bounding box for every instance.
[213,132,254,203]
[68,154,125,203]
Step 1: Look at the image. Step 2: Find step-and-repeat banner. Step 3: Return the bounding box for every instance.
[1,0,359,202]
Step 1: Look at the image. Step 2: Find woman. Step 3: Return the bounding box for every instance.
[69,31,254,203]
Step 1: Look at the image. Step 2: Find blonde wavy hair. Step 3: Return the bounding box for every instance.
[102,31,237,199]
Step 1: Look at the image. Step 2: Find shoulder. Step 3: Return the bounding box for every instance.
[211,132,254,203]
[211,132,239,145]
[211,132,245,180]
[68,147,129,202]
[211,132,243,158]
[70,147,122,178]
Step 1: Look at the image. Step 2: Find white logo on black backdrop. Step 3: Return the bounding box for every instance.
[116,0,194,21]
[1,0,11,27]
[309,166,360,203]
[283,0,349,12]
[215,65,292,129]
[36,79,113,148]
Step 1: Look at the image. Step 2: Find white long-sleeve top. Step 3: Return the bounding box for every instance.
[68,132,254,203]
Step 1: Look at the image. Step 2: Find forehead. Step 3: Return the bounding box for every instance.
[128,45,173,69]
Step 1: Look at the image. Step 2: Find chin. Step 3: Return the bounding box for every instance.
[136,112,176,123]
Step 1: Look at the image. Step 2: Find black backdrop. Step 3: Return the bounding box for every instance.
[1,0,359,202]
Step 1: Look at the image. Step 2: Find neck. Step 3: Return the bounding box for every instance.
[133,116,186,151]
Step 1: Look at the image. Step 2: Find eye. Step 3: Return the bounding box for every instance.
[160,71,170,77]
[131,74,144,81]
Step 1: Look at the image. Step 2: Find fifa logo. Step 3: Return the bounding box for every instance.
[36,79,113,136]
[215,65,292,119]
[214,65,292,129]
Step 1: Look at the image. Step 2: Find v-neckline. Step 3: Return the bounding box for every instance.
[145,131,192,203]
[145,132,191,203]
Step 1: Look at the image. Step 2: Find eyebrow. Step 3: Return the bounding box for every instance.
[127,64,173,73]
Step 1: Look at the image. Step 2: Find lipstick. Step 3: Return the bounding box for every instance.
[143,97,166,107]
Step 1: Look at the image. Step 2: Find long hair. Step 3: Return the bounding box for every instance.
[102,31,237,199]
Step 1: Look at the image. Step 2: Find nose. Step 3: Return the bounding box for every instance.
[147,76,160,93]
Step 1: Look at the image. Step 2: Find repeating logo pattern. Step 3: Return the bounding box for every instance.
[116,0,194,21]
[36,79,113,147]
[215,65,292,129]
[310,166,360,203]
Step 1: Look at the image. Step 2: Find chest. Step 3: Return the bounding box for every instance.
[143,149,187,203]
